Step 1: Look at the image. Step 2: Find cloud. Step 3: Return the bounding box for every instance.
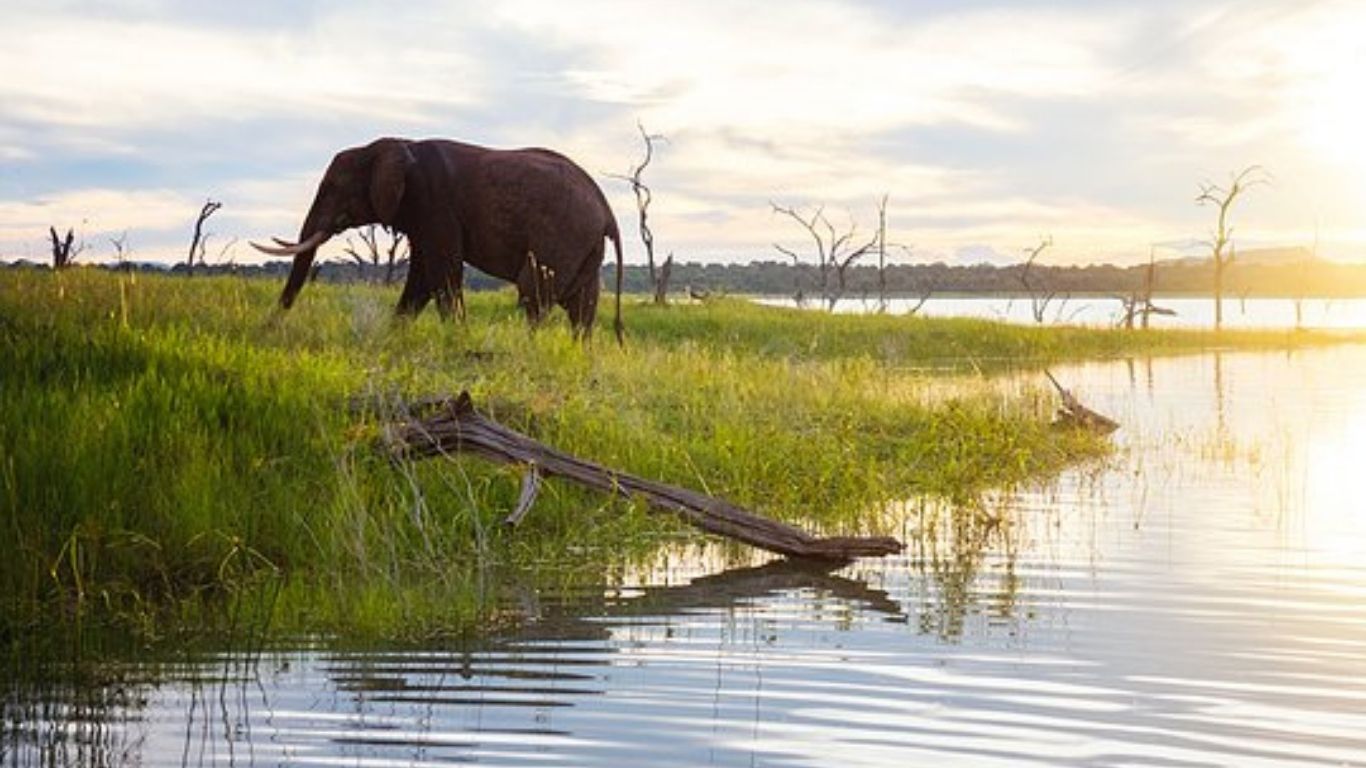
[0,7,486,133]
[0,188,206,261]
[492,0,1123,138]
[2,0,1365,267]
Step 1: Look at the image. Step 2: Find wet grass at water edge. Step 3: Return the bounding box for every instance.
[0,268,1345,644]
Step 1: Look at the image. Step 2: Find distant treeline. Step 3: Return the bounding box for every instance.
[611,257,1366,298]
[8,253,1366,297]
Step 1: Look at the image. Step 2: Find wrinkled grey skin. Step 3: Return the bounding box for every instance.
[277,137,623,340]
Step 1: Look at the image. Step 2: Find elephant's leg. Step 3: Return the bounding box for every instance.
[562,277,600,339]
[435,261,465,322]
[515,251,556,326]
[396,267,432,316]
[557,241,606,338]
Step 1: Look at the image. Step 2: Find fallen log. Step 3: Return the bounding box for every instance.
[1045,370,1120,434]
[383,392,904,561]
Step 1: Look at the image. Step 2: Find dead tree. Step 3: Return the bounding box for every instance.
[1297,226,1319,330]
[383,227,407,285]
[48,226,84,270]
[108,232,137,281]
[655,253,674,305]
[771,202,877,311]
[895,243,935,316]
[1196,166,1266,330]
[185,199,222,275]
[610,121,670,303]
[343,225,382,283]
[109,232,129,265]
[1116,248,1175,329]
[874,197,934,316]
[875,194,890,311]
[214,237,240,267]
[342,224,408,285]
[1017,236,1060,323]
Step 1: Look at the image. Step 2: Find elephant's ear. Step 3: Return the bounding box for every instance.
[370,141,414,226]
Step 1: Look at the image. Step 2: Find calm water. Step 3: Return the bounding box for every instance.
[7,347,1366,766]
[761,295,1366,330]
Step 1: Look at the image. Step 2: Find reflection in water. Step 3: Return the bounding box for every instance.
[8,346,1366,765]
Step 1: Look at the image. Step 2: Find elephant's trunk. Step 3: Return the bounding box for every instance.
[279,209,329,310]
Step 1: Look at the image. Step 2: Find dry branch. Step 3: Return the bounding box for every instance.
[385,393,904,561]
[1045,370,1119,434]
[186,199,222,274]
[505,465,542,527]
[610,121,670,303]
[771,202,877,310]
[1018,236,1061,323]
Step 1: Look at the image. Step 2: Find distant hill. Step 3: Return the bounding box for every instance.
[1157,246,1315,268]
[1216,246,1315,267]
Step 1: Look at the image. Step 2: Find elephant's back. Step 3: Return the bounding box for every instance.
[476,147,612,225]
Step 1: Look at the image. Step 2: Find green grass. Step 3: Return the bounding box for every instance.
[0,268,1341,643]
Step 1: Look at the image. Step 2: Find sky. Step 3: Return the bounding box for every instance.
[2,0,1364,268]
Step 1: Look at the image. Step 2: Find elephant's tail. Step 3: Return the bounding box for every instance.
[608,218,624,346]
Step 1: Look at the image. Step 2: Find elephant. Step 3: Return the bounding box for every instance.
[253,137,624,341]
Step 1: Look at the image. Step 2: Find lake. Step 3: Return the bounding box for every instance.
[6,346,1366,766]
[760,295,1366,330]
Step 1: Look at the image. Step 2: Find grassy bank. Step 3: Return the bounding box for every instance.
[0,268,1339,642]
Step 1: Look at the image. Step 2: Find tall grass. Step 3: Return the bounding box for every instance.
[0,268,1326,641]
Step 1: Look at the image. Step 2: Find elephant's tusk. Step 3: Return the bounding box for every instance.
[250,231,330,256]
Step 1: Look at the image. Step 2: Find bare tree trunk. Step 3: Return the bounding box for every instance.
[1213,258,1224,329]
[1018,236,1055,323]
[1196,166,1264,331]
[385,227,406,286]
[654,254,673,305]
[186,199,222,276]
[876,194,888,312]
[611,121,669,304]
[1141,253,1155,329]
[48,226,83,270]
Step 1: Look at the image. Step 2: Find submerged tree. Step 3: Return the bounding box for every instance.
[869,195,931,314]
[611,121,671,304]
[874,194,890,311]
[1196,166,1266,330]
[1116,247,1175,329]
[1017,236,1060,323]
[771,202,877,311]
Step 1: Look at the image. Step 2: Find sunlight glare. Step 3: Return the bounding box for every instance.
[1302,393,1366,562]
[1292,8,1366,180]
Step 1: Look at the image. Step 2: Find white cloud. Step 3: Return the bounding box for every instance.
[0,188,193,235]
[0,8,486,132]
[0,188,207,262]
[3,0,1365,267]
[494,0,1122,138]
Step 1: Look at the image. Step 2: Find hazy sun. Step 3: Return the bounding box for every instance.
[1291,7,1366,176]
[1302,74,1366,175]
